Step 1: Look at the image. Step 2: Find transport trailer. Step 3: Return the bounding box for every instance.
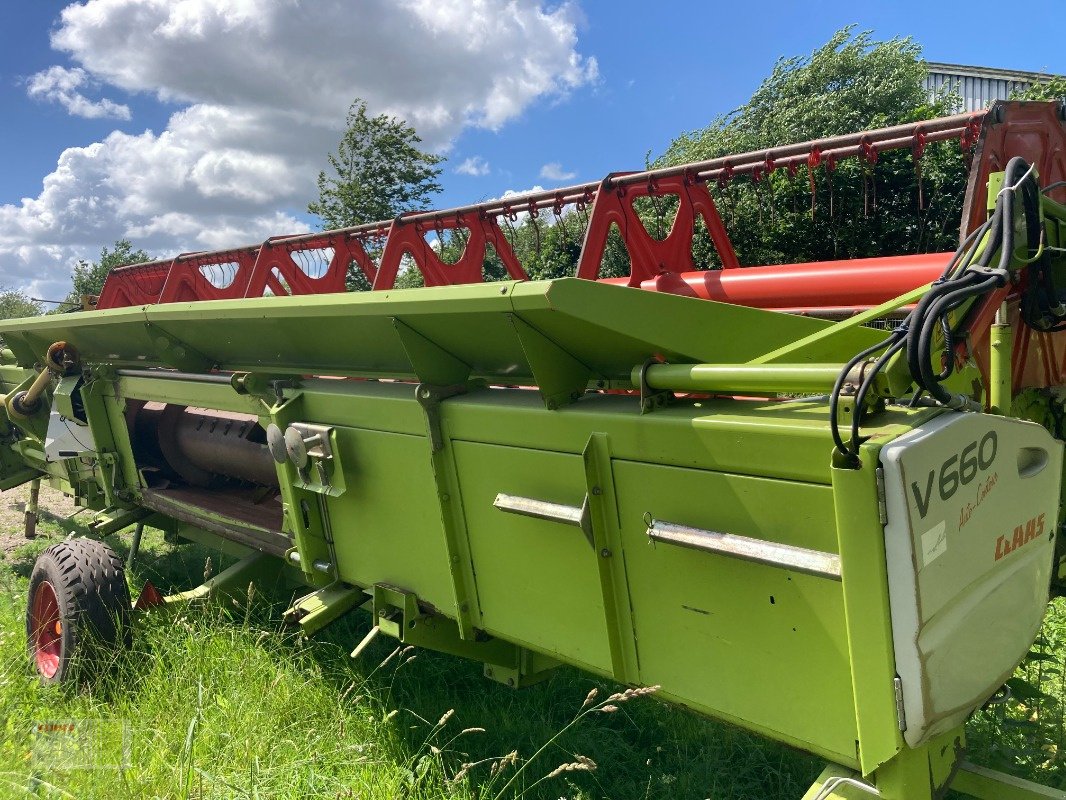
[3,100,1066,798]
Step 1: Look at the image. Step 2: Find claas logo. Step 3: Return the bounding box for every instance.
[995,514,1047,561]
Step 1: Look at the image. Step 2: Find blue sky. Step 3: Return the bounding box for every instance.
[0,0,1063,299]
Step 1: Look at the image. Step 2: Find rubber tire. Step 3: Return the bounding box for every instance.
[26,538,132,684]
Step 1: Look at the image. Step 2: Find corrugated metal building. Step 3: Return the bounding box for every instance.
[924,62,1060,112]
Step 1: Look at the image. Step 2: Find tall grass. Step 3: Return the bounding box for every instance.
[0,526,820,799]
[0,525,1063,798]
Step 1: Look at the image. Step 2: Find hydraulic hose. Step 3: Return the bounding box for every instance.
[832,156,1041,460]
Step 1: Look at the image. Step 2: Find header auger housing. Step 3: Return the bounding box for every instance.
[4,100,1066,799]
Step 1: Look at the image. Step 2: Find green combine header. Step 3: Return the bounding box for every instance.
[4,100,1066,799]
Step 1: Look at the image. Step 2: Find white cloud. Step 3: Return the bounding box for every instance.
[26,65,131,121]
[1,0,597,299]
[539,161,577,181]
[456,156,491,176]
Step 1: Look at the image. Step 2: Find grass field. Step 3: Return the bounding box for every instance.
[1,490,1064,799]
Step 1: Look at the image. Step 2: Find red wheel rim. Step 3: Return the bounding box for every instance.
[30,581,62,678]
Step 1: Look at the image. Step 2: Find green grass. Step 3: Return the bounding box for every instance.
[0,523,1063,799]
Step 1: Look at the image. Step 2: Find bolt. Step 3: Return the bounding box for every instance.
[507,677,515,687]
[459,602,469,612]
[600,548,611,558]
[450,554,460,565]
[378,610,386,617]
[440,492,450,502]
[499,286,507,295]
[591,486,602,496]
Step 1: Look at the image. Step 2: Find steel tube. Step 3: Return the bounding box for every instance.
[634,363,845,395]
[116,368,234,385]
[647,253,949,309]
[989,304,1012,414]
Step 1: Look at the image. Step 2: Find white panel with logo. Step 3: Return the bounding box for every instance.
[879,412,1062,747]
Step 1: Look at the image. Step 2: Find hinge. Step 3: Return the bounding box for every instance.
[893,676,907,732]
[875,466,888,525]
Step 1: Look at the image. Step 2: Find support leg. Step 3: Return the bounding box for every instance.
[24,477,40,539]
[126,521,144,571]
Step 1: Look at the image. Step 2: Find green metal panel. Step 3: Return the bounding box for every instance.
[611,459,858,764]
[833,447,907,774]
[317,427,458,614]
[453,441,613,673]
[0,280,887,384]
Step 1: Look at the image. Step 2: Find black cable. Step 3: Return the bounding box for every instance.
[914,275,1001,404]
[832,157,1042,460]
[848,337,908,459]
[829,335,904,458]
[940,220,992,280]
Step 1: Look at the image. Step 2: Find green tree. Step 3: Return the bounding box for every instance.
[309,99,444,290]
[0,288,41,320]
[655,27,965,267]
[66,239,150,305]
[0,288,41,346]
[463,28,970,285]
[1012,75,1066,102]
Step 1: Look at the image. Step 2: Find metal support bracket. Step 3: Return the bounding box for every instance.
[87,503,152,537]
[637,358,671,414]
[142,322,214,373]
[284,583,368,636]
[415,383,479,639]
[582,432,639,684]
[393,318,471,386]
[509,315,591,410]
[370,583,557,688]
[416,382,468,453]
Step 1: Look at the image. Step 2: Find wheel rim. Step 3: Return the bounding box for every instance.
[30,581,62,678]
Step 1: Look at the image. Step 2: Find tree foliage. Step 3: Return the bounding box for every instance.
[1012,75,1066,102]
[309,100,445,290]
[413,29,971,288]
[67,239,150,304]
[0,288,41,321]
[319,31,979,292]
[655,27,966,267]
